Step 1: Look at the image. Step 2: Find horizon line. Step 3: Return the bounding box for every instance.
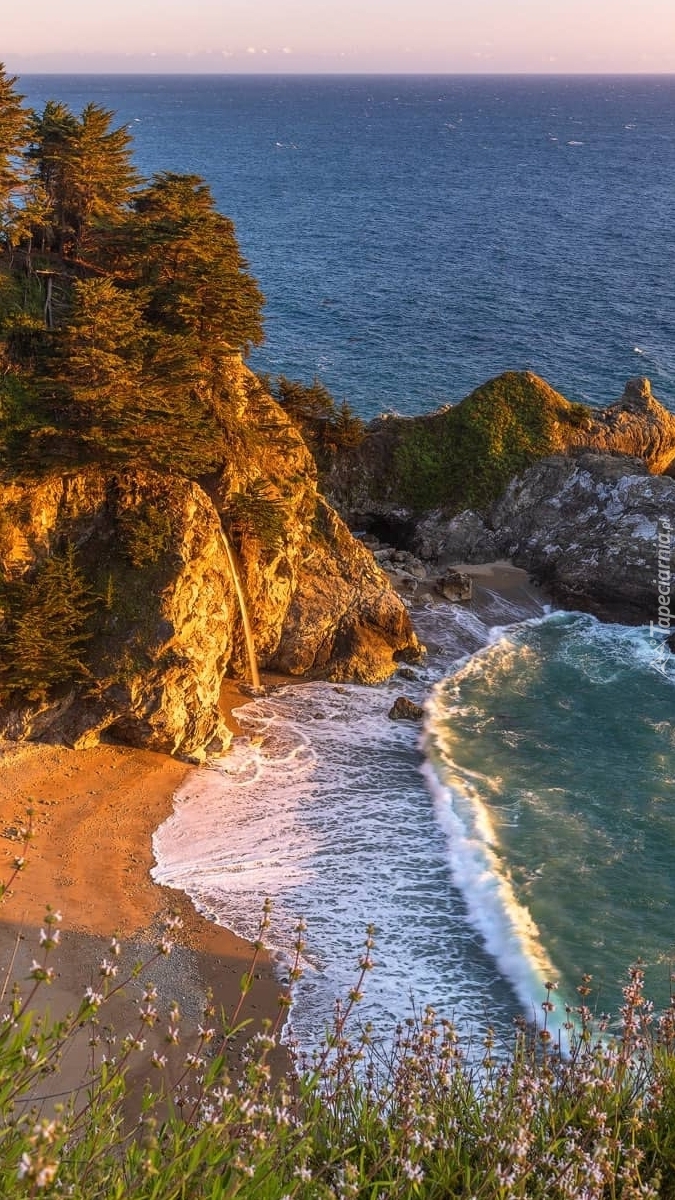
[9,68,675,78]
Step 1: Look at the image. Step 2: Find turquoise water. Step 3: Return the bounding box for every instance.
[425,613,675,1023]
[154,597,675,1049]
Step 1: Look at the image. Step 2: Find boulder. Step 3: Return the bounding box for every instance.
[433,570,473,602]
[388,695,425,722]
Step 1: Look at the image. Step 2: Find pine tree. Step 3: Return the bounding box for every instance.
[0,65,32,250]
[116,172,264,356]
[28,101,139,255]
[0,545,97,702]
[47,277,147,445]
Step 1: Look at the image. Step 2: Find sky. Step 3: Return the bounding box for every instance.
[4,0,675,75]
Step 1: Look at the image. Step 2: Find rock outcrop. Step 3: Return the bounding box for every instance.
[570,378,675,475]
[0,469,234,760]
[323,373,675,531]
[490,453,674,624]
[0,363,420,759]
[388,695,425,722]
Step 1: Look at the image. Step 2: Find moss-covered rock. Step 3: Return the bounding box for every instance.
[323,372,675,524]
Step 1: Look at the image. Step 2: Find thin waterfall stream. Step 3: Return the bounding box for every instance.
[220,530,260,691]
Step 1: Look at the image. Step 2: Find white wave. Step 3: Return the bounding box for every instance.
[153,594,559,1049]
[420,757,570,1038]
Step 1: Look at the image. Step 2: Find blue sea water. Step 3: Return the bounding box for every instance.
[18,73,675,417]
[14,72,675,1046]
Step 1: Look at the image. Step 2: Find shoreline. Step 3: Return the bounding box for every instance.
[0,736,289,1089]
[0,558,542,1091]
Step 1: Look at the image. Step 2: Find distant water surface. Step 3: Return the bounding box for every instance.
[18,74,675,418]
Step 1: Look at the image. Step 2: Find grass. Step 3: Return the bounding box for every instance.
[1,822,675,1197]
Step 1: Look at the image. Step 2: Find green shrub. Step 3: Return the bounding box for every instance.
[118,502,173,569]
[273,376,366,466]
[225,480,287,552]
[391,372,579,513]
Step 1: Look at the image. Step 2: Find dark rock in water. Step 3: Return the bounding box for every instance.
[490,452,675,625]
[388,695,425,722]
[434,569,473,602]
[396,666,419,681]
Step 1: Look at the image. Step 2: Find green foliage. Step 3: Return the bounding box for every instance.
[274,375,365,465]
[100,171,265,356]
[225,479,287,552]
[0,543,98,702]
[27,100,139,255]
[0,64,32,221]
[391,371,577,513]
[117,501,174,569]
[566,400,592,428]
[0,86,266,482]
[0,875,675,1200]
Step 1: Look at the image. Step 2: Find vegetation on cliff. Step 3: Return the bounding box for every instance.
[0,66,418,729]
[0,67,264,479]
[323,371,592,517]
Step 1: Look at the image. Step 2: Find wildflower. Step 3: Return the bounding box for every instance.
[151,1051,167,1068]
[17,1153,32,1179]
[123,1037,146,1052]
[39,927,61,948]
[29,961,55,983]
[99,959,118,978]
[84,987,104,1008]
[109,936,122,957]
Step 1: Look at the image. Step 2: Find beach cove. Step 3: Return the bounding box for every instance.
[0,729,289,1093]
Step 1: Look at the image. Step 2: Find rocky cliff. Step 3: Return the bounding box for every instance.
[0,362,420,759]
[323,373,675,532]
[409,452,674,625]
[490,453,674,624]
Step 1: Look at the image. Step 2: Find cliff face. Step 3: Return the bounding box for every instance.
[490,453,675,624]
[0,363,420,759]
[0,469,234,759]
[563,378,675,474]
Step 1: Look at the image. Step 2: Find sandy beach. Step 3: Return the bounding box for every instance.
[0,712,289,1099]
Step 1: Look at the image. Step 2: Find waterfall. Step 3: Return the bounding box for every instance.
[220,530,261,691]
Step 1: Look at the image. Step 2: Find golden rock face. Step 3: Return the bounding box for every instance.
[0,361,419,758]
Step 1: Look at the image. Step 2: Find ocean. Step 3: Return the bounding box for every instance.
[16,73,675,1047]
[18,73,675,417]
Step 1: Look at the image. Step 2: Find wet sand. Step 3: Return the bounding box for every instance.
[0,734,288,1099]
